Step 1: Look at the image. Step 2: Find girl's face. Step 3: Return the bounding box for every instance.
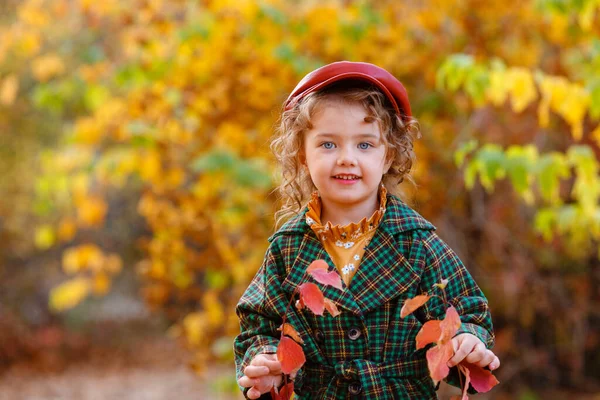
[303,100,392,215]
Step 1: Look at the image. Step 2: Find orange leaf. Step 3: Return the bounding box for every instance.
[323,298,341,317]
[277,336,306,375]
[461,362,499,393]
[278,323,304,344]
[400,294,430,318]
[439,306,461,344]
[307,260,343,290]
[416,320,441,350]
[298,283,324,315]
[457,363,471,399]
[295,298,305,310]
[426,342,454,383]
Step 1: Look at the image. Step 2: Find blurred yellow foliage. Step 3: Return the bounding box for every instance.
[75,195,108,227]
[92,272,111,295]
[57,218,77,242]
[34,224,55,250]
[31,53,66,82]
[18,0,50,27]
[62,244,103,274]
[505,69,538,113]
[487,67,538,112]
[0,74,18,106]
[49,277,91,312]
[183,312,206,347]
[74,117,104,145]
[62,244,122,276]
[537,74,591,141]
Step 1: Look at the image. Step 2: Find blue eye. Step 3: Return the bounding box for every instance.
[321,142,335,149]
[358,142,372,150]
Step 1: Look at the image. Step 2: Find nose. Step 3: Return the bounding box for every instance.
[337,146,357,166]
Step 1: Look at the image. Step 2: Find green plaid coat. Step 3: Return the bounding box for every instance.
[234,195,494,399]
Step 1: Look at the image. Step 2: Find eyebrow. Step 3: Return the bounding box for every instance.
[314,133,380,140]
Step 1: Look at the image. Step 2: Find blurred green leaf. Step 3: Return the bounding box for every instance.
[454,139,478,167]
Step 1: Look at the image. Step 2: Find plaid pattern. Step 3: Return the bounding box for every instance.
[234,195,495,399]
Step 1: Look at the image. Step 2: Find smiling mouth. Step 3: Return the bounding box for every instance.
[333,175,361,180]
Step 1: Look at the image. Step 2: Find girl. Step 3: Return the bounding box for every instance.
[234,61,499,399]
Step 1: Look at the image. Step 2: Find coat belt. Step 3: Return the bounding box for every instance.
[297,357,430,398]
[340,358,428,379]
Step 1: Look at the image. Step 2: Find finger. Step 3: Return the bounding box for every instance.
[489,355,500,370]
[247,387,262,399]
[252,358,282,374]
[264,360,282,374]
[448,338,477,367]
[237,376,259,388]
[464,342,487,365]
[251,354,277,364]
[467,350,496,368]
[244,365,270,378]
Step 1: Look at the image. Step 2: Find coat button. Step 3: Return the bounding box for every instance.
[347,327,362,340]
[314,329,324,343]
[348,382,362,395]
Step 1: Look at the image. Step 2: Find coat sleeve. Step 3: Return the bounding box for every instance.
[234,239,287,397]
[415,230,495,392]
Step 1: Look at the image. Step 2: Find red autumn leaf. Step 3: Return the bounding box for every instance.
[426,342,454,383]
[400,294,430,318]
[307,260,343,290]
[298,282,325,315]
[323,298,341,317]
[416,320,442,350]
[439,306,461,344]
[279,381,294,400]
[276,336,306,375]
[461,362,500,393]
[457,363,471,400]
[270,381,294,400]
[278,323,304,344]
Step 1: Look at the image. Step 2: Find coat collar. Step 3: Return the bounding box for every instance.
[275,195,436,316]
[269,195,435,242]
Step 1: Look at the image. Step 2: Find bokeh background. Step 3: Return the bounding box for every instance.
[0,0,599,399]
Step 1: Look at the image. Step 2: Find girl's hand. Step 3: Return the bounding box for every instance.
[238,353,283,399]
[448,333,500,371]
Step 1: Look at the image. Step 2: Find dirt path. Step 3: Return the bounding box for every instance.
[0,336,243,400]
[0,364,241,400]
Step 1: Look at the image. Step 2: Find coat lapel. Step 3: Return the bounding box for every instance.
[346,213,425,315]
[281,231,362,316]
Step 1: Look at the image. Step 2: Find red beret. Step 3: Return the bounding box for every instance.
[284,61,412,121]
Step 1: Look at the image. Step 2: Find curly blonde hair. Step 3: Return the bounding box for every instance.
[270,84,420,228]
